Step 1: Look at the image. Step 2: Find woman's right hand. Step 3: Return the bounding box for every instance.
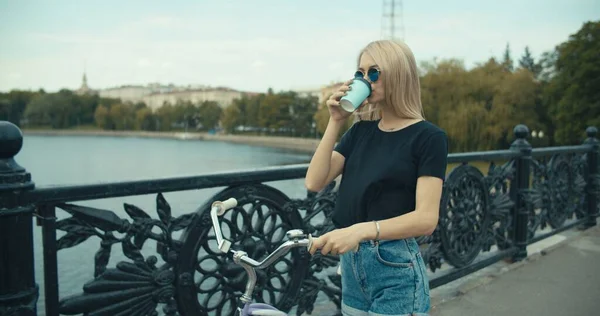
[326,79,356,122]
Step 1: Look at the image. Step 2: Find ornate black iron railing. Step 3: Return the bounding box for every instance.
[0,121,598,316]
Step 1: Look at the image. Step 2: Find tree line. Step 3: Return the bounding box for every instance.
[0,86,320,137]
[1,21,598,151]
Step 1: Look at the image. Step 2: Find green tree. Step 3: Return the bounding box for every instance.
[288,94,318,137]
[502,43,514,72]
[108,103,136,130]
[23,92,72,128]
[135,107,156,131]
[94,104,110,129]
[155,104,175,131]
[244,94,263,128]
[420,58,469,126]
[221,103,241,133]
[313,104,354,139]
[494,68,542,146]
[172,100,200,131]
[198,101,222,131]
[0,90,38,126]
[518,46,542,77]
[420,56,542,152]
[537,50,558,83]
[545,21,600,145]
[23,94,53,127]
[259,92,294,133]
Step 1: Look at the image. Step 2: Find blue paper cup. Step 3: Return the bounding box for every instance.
[339,78,372,112]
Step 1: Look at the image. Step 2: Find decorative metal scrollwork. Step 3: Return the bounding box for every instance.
[56,193,192,315]
[294,182,342,316]
[483,160,515,251]
[421,160,514,271]
[176,184,309,316]
[439,163,491,268]
[527,154,579,238]
[571,153,589,219]
[571,152,600,218]
[416,233,444,273]
[46,153,593,316]
[545,155,576,228]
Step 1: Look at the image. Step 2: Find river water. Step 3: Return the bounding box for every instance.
[15,135,315,315]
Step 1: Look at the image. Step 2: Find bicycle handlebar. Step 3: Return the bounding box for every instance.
[209,198,314,269]
[210,198,238,253]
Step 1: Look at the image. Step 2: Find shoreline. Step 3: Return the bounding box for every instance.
[22,129,320,154]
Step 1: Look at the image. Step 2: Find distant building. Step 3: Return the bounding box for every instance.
[142,87,244,110]
[77,72,247,110]
[99,85,153,103]
[292,83,346,106]
[293,87,321,101]
[75,72,98,96]
[75,72,342,111]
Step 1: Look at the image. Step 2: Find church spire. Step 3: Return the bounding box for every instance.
[81,72,88,89]
[76,64,95,95]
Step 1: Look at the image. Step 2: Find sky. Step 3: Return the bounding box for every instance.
[0,0,598,93]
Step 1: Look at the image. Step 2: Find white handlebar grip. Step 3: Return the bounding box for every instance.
[221,197,238,210]
[219,239,232,253]
[307,234,313,251]
[213,197,238,216]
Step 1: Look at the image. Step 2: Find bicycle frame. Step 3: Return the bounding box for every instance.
[209,198,314,316]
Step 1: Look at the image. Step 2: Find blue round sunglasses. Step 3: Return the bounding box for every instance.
[354,68,380,82]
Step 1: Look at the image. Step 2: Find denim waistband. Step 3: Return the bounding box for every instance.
[357,238,419,253]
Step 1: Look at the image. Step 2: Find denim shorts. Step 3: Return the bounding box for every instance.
[339,238,430,316]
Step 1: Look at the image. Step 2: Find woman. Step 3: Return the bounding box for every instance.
[306,39,448,316]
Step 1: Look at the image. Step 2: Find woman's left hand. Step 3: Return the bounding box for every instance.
[309,224,366,256]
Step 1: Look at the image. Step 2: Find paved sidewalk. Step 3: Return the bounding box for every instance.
[431,225,600,315]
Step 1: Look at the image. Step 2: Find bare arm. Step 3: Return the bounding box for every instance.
[306,79,355,193]
[305,119,346,192]
[309,176,443,255]
[356,176,443,240]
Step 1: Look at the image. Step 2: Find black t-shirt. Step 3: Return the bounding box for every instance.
[332,119,448,229]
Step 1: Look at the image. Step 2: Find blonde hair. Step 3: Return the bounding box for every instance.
[354,39,425,121]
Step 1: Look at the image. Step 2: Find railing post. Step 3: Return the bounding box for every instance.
[583,126,599,228]
[0,121,37,316]
[510,124,531,262]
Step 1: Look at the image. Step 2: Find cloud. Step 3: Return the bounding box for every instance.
[2,20,391,93]
[328,62,343,70]
[251,60,266,69]
[144,16,178,28]
[28,32,120,45]
[3,1,593,94]
[137,58,152,68]
[13,26,373,92]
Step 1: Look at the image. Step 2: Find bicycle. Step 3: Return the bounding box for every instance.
[209,197,315,316]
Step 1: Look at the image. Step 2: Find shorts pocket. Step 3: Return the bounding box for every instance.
[415,252,431,297]
[374,241,414,268]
